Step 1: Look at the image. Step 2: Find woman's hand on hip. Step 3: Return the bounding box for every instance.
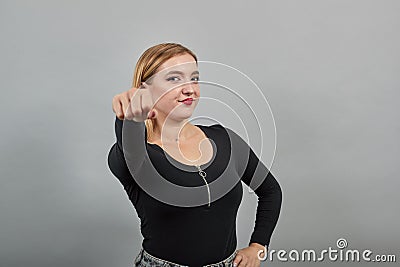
[233,243,265,267]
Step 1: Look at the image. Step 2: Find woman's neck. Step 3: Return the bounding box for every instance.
[150,117,195,144]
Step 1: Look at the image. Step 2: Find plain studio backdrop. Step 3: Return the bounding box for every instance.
[1,1,399,266]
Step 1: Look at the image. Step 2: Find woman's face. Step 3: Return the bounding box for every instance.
[147,53,200,122]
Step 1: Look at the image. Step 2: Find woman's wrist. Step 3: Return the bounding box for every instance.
[249,242,264,249]
[249,242,268,259]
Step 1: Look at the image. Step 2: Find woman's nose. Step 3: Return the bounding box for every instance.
[181,83,195,95]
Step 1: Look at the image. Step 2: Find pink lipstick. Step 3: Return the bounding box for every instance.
[178,98,194,105]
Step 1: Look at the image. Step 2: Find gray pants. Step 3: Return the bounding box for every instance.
[134,247,238,267]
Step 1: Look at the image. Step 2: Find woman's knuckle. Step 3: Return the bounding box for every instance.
[132,109,141,117]
[142,105,151,113]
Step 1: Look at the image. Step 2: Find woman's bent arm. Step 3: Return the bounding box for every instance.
[227,127,283,248]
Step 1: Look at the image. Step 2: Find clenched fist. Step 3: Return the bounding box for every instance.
[112,83,158,121]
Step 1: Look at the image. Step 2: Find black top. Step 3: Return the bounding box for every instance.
[107,117,282,266]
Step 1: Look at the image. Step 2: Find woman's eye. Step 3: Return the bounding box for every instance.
[166,76,180,82]
[191,76,200,81]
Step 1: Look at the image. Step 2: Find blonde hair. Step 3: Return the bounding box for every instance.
[131,43,198,141]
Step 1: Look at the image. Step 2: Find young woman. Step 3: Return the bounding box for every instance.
[108,43,282,267]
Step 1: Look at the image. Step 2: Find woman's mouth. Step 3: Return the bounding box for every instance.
[178,98,194,105]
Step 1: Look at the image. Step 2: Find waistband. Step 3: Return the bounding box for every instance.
[135,247,238,267]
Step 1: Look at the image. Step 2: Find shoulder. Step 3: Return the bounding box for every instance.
[197,123,242,142]
[197,123,228,134]
[198,123,228,130]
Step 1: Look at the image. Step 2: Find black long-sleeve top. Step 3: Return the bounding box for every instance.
[107,117,282,266]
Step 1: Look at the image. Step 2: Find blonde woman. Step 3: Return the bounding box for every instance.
[108,43,282,267]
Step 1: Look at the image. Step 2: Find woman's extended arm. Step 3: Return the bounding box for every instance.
[108,85,156,186]
[108,116,141,186]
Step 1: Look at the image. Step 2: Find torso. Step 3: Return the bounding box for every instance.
[110,120,246,265]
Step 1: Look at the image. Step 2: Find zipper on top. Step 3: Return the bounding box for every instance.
[195,164,210,208]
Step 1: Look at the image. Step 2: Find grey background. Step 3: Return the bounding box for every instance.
[1,0,399,266]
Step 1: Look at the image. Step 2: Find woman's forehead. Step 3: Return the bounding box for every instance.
[158,54,198,74]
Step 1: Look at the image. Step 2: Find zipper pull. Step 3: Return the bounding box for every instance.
[195,165,211,208]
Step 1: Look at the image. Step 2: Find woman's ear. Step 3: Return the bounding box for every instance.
[147,108,157,120]
[150,109,158,119]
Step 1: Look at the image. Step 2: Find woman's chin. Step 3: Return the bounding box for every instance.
[168,111,194,121]
[159,104,196,121]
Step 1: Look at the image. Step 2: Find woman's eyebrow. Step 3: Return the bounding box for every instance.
[164,70,199,76]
